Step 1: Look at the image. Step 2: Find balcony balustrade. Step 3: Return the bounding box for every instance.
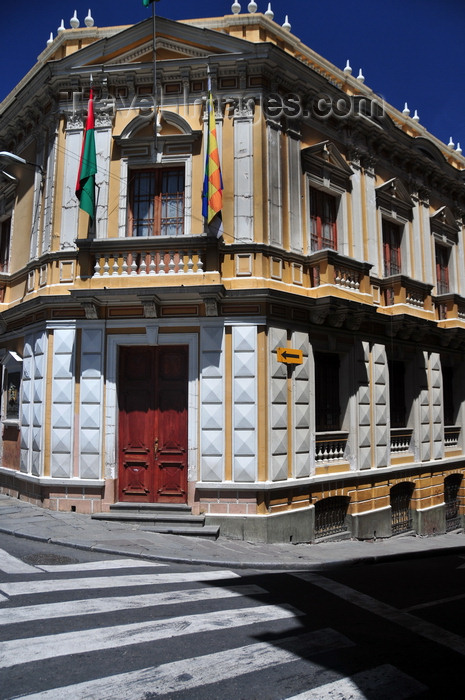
[390,427,413,454]
[315,431,348,463]
[444,426,460,449]
[77,236,219,280]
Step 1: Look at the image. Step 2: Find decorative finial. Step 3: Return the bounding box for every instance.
[47,32,54,46]
[85,9,94,27]
[265,3,274,19]
[412,110,420,122]
[456,143,462,155]
[343,60,352,75]
[57,19,65,33]
[448,137,455,149]
[282,15,291,31]
[357,69,365,83]
[231,1,241,13]
[70,10,79,28]
[247,0,257,13]
[403,103,410,117]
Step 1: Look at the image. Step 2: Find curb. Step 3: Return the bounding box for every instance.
[2,522,465,571]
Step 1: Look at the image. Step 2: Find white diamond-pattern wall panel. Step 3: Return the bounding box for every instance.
[292,331,310,479]
[51,427,72,454]
[79,328,103,480]
[53,328,75,355]
[80,378,101,404]
[81,353,102,377]
[20,332,46,476]
[373,343,388,467]
[52,403,73,430]
[80,453,100,480]
[430,352,444,460]
[53,353,73,379]
[51,454,71,479]
[201,403,223,431]
[51,328,75,479]
[234,403,256,430]
[200,326,225,482]
[233,326,257,482]
[271,453,288,481]
[269,327,289,480]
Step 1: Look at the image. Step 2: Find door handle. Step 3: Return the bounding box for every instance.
[154,438,159,458]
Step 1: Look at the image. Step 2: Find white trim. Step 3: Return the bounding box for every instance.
[105,331,198,484]
[0,466,103,487]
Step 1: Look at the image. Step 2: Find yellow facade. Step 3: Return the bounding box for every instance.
[0,12,464,542]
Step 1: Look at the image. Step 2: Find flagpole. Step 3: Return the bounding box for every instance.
[152,1,158,154]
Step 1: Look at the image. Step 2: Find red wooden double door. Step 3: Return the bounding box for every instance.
[118,345,188,503]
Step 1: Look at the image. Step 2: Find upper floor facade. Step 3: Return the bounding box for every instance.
[0,12,464,333]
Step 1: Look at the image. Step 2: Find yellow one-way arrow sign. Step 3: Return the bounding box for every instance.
[277,347,303,365]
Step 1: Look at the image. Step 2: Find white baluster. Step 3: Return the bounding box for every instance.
[168,251,176,274]
[130,253,138,276]
[159,252,166,274]
[93,256,101,277]
[139,252,147,275]
[121,252,129,276]
[148,252,156,275]
[112,255,119,276]
[197,250,204,274]
[102,254,110,277]
[186,249,194,273]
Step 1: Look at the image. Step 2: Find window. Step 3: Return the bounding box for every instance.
[128,167,185,237]
[315,352,340,431]
[310,188,337,251]
[435,243,450,295]
[0,217,11,272]
[390,482,414,534]
[389,360,406,428]
[442,365,455,426]
[383,220,402,276]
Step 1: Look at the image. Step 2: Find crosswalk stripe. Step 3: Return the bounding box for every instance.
[0,569,240,597]
[284,663,427,699]
[0,584,266,626]
[14,629,354,700]
[0,603,301,669]
[0,548,39,574]
[36,558,167,572]
[295,571,465,657]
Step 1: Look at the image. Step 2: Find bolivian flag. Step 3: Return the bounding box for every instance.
[76,88,97,220]
[202,86,223,225]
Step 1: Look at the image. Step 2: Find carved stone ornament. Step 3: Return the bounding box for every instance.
[66,113,84,130]
[204,297,219,317]
[82,301,99,320]
[142,299,158,318]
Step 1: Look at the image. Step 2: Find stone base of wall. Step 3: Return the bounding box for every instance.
[349,506,392,540]
[205,506,314,544]
[412,504,446,536]
[193,489,258,516]
[0,470,104,514]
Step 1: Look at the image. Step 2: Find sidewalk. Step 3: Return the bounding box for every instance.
[1,494,464,570]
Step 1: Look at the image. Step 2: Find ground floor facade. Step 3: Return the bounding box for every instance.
[1,302,464,543]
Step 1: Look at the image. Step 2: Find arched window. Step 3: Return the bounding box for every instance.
[314,496,350,539]
[445,474,462,532]
[390,482,414,534]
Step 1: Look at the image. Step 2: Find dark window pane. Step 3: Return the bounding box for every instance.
[383,220,401,276]
[389,360,406,428]
[310,188,337,252]
[315,352,340,431]
[129,168,185,237]
[443,365,455,426]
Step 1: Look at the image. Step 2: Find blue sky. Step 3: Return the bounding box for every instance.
[1,0,464,148]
